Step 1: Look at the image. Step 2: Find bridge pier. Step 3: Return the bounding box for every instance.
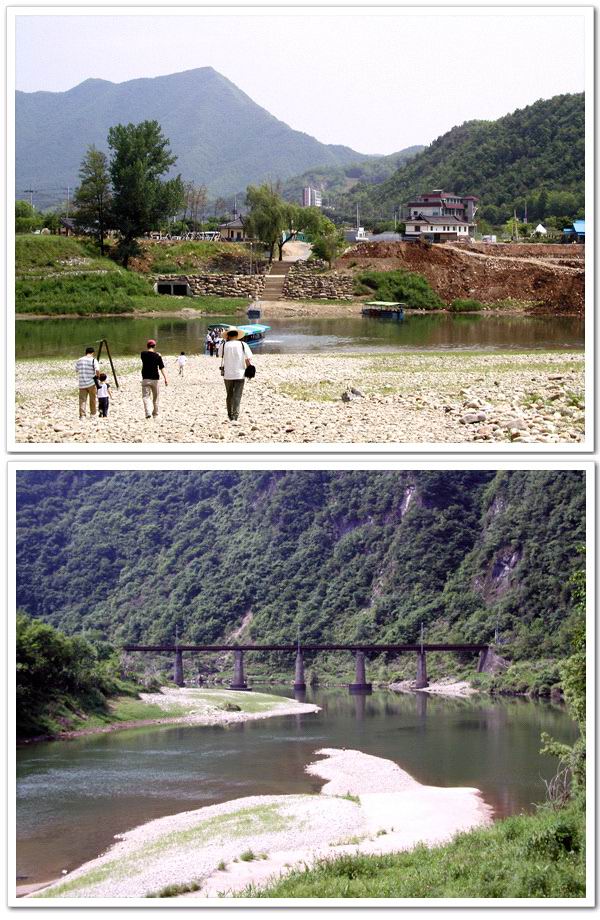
[174,649,184,687]
[230,649,249,690]
[293,648,306,691]
[415,651,428,689]
[349,650,372,694]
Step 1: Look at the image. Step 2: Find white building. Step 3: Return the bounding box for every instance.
[403,215,471,242]
[302,187,322,208]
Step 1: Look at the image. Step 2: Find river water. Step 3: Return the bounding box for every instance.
[15,314,584,359]
[16,689,577,885]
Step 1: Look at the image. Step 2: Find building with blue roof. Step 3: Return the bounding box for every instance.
[562,219,585,243]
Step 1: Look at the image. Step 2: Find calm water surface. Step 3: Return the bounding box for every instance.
[16,314,584,359]
[16,688,577,884]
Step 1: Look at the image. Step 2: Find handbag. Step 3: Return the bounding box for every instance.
[244,364,256,379]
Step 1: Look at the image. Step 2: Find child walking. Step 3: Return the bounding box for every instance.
[177,352,187,376]
[96,373,112,417]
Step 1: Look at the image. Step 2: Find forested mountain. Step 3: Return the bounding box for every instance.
[16,67,367,205]
[16,471,584,662]
[336,94,584,224]
[280,146,424,207]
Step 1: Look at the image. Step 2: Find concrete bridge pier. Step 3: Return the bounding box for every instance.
[415,651,428,689]
[349,650,372,694]
[230,649,249,690]
[477,647,490,672]
[174,649,184,687]
[293,648,306,691]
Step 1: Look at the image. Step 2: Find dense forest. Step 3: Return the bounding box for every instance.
[334,93,584,224]
[16,470,585,669]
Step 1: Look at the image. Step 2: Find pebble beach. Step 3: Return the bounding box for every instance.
[15,350,584,445]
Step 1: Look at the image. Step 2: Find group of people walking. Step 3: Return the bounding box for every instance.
[75,329,254,424]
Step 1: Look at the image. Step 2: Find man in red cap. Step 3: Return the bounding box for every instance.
[140,339,168,418]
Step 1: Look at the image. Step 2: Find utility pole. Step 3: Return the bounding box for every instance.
[66,186,71,219]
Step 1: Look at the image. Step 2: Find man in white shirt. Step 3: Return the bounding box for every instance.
[74,346,99,418]
[218,329,253,421]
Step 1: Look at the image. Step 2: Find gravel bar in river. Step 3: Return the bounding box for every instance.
[29,748,492,900]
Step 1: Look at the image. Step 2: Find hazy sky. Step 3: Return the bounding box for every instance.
[14,9,587,154]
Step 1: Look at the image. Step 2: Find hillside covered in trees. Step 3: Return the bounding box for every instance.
[16,470,584,666]
[336,94,584,225]
[280,145,424,207]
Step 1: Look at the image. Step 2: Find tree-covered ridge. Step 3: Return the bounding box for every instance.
[15,471,584,662]
[280,146,425,205]
[337,94,584,224]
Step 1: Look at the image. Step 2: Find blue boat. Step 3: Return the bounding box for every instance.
[238,324,271,343]
[208,323,271,343]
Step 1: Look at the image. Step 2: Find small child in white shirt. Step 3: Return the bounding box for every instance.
[177,352,187,376]
[96,373,112,417]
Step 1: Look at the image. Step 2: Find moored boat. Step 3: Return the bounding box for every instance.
[361,301,405,320]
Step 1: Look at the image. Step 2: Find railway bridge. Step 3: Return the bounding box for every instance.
[122,643,493,693]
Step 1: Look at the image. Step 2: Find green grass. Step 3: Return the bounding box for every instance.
[246,802,585,898]
[139,240,250,274]
[146,880,202,897]
[15,235,105,273]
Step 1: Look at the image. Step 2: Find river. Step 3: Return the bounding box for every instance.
[15,313,584,359]
[16,688,577,886]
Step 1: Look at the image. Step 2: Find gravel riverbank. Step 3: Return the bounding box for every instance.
[15,351,584,445]
[29,748,492,900]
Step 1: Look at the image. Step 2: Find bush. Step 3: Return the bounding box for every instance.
[354,270,444,310]
[449,299,485,312]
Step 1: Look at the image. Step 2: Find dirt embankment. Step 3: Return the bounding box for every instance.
[336,241,584,315]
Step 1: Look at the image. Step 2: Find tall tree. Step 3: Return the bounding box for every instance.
[108,120,184,266]
[73,146,112,255]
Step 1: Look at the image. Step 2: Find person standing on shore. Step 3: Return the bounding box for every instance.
[218,328,253,422]
[141,339,168,419]
[96,373,112,418]
[75,346,99,418]
[177,352,187,376]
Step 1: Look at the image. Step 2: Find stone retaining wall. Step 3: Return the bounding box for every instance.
[282,261,355,301]
[155,273,265,298]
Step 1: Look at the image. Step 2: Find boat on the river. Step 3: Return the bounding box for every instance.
[361,301,405,320]
[208,323,271,342]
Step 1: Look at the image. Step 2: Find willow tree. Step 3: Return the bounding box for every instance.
[245,185,326,262]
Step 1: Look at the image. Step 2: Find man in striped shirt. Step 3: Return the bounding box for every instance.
[75,346,99,418]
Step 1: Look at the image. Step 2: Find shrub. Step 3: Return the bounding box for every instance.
[354,270,444,310]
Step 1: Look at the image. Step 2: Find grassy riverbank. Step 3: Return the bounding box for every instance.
[249,800,585,899]
[15,236,247,316]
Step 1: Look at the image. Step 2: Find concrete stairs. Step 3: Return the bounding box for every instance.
[262,261,294,301]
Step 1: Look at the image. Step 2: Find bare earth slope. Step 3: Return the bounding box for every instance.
[337,241,584,314]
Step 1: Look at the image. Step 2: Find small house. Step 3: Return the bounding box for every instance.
[562,219,585,244]
[219,217,247,242]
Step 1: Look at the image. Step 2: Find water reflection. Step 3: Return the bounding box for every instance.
[16,313,584,359]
